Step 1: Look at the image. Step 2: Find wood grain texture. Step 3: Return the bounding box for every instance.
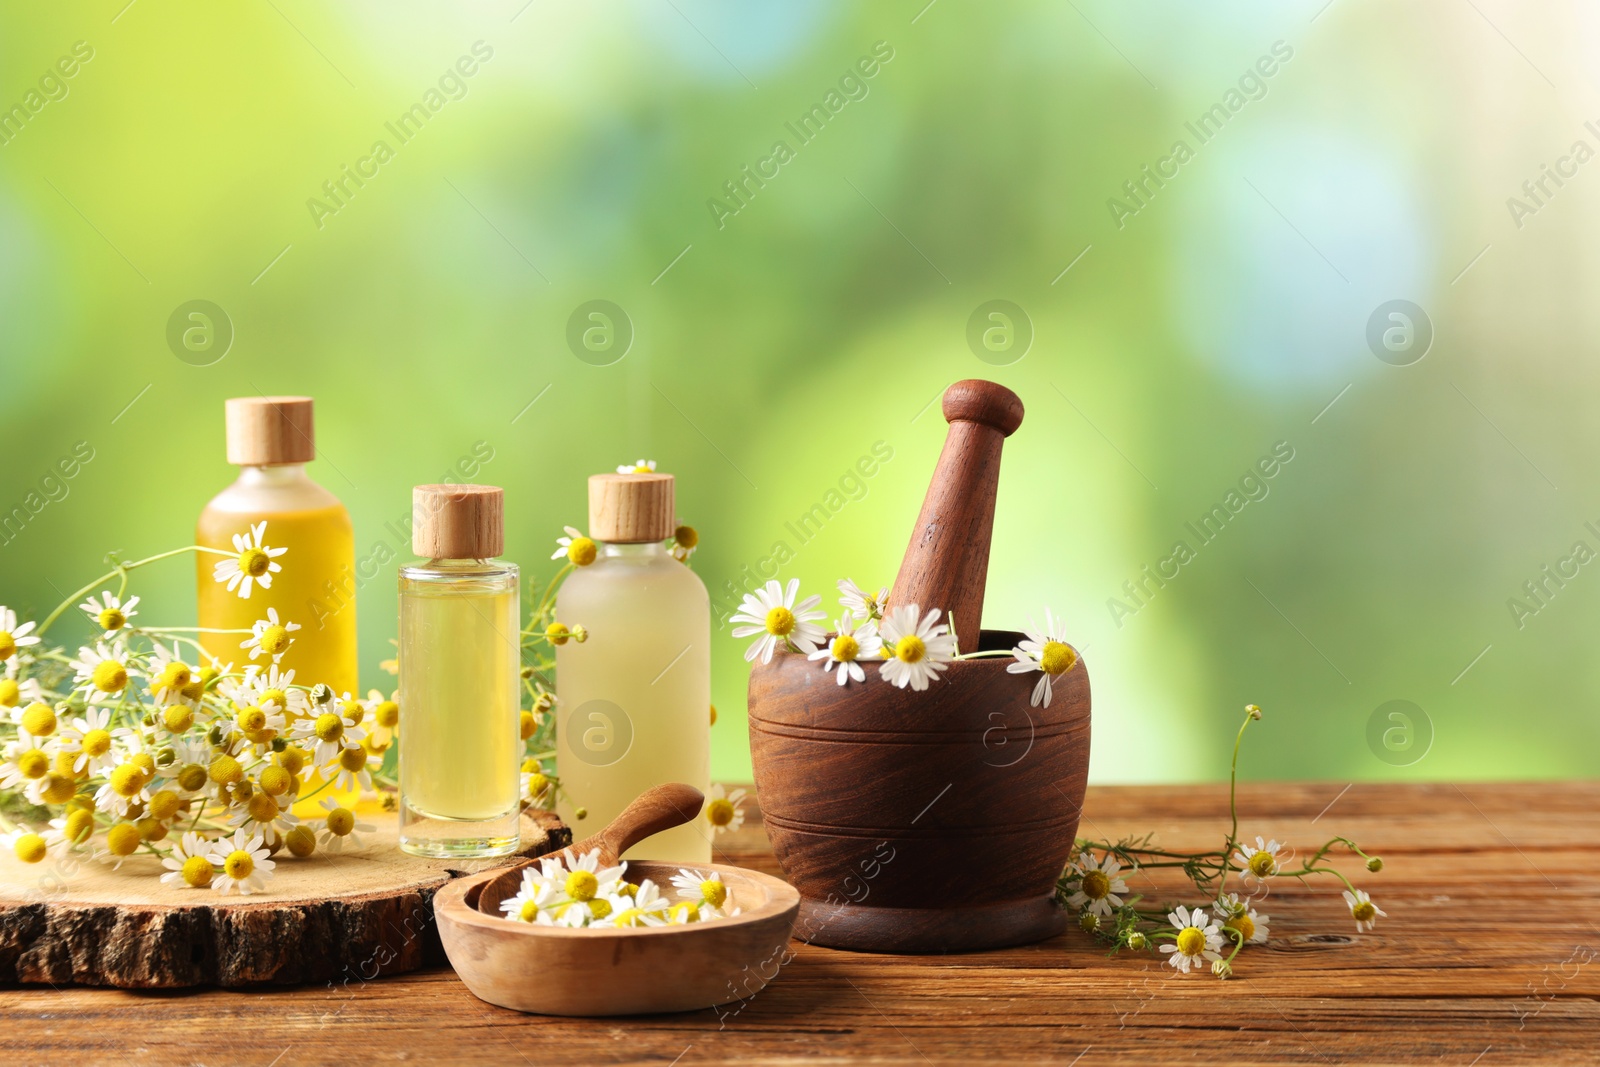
[748,632,1088,952]
[1,782,1597,1066]
[889,379,1024,649]
[0,809,570,989]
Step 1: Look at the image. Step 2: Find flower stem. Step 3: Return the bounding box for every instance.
[38,546,228,636]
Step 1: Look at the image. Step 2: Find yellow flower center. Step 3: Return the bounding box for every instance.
[1225,913,1256,942]
[97,608,127,631]
[706,798,735,827]
[20,703,56,736]
[0,632,15,660]
[13,833,46,863]
[106,822,141,856]
[375,701,399,728]
[519,899,542,922]
[326,807,355,836]
[163,705,194,732]
[1040,640,1076,675]
[895,635,926,664]
[224,849,254,879]
[236,706,267,732]
[1080,869,1110,900]
[285,825,316,857]
[157,662,191,691]
[64,808,94,843]
[830,634,860,662]
[0,678,18,705]
[258,687,288,710]
[82,728,112,758]
[314,713,344,743]
[612,907,645,927]
[209,754,243,786]
[40,773,76,804]
[1176,926,1206,956]
[671,902,699,923]
[109,763,145,798]
[278,748,307,776]
[525,772,548,798]
[177,763,208,792]
[546,622,571,646]
[17,749,49,780]
[701,879,727,908]
[91,660,128,693]
[567,537,597,566]
[258,625,291,655]
[258,765,292,796]
[674,525,699,549]
[566,870,599,901]
[338,746,367,773]
[588,898,613,920]
[1352,900,1376,923]
[247,793,280,823]
[765,606,796,637]
[182,855,214,888]
[238,547,271,577]
[147,790,181,820]
[1247,850,1277,878]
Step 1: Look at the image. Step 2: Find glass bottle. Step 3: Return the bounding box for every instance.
[556,471,710,863]
[196,396,357,697]
[398,484,521,858]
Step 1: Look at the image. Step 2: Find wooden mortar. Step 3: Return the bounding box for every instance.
[748,379,1090,953]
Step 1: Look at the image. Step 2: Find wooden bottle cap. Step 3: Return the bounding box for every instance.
[225,396,316,466]
[588,473,673,543]
[413,484,504,558]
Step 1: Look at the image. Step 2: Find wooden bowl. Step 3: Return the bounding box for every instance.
[748,629,1090,953]
[434,860,800,1015]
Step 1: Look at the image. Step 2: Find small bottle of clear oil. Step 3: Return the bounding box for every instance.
[399,484,521,858]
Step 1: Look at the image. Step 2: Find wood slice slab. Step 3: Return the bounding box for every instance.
[0,808,570,989]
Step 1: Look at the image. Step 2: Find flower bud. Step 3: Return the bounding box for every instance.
[1212,959,1232,979]
[1245,704,1262,720]
[1127,931,1148,950]
[1366,856,1383,873]
[310,684,334,706]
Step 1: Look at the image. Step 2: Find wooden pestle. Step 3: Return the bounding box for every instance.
[890,380,1024,651]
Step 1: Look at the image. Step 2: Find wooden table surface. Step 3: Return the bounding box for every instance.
[2,781,1596,1066]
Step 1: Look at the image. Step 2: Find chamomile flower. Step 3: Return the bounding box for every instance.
[1214,892,1270,944]
[1343,889,1387,932]
[362,688,399,749]
[0,731,54,790]
[145,641,196,705]
[318,797,375,854]
[212,520,286,599]
[671,867,732,913]
[704,782,747,835]
[329,744,379,792]
[98,822,145,870]
[730,578,827,664]
[1006,609,1079,708]
[554,848,627,898]
[521,767,551,806]
[2,827,52,865]
[240,608,300,663]
[0,665,44,710]
[159,831,216,889]
[1160,905,1224,974]
[1233,836,1285,880]
[500,875,559,923]
[59,707,118,775]
[807,612,884,685]
[612,878,671,927]
[669,522,699,562]
[70,642,135,700]
[551,525,598,566]
[234,664,310,720]
[1064,851,1129,918]
[208,827,275,895]
[616,459,657,474]
[837,578,888,621]
[230,789,299,844]
[878,605,958,691]
[0,607,41,662]
[79,592,139,634]
[291,697,367,769]
[94,761,152,819]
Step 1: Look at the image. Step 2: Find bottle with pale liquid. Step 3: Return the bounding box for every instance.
[196,396,357,697]
[556,471,710,863]
[398,484,521,858]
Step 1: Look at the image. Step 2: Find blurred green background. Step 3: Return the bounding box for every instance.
[1,1,1593,784]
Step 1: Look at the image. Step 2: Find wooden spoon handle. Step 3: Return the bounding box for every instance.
[891,379,1024,652]
[563,783,706,866]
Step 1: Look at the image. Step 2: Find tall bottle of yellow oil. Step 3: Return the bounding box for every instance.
[196,397,357,699]
[555,471,710,863]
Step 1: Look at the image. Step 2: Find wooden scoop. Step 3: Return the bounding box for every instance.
[473,782,704,915]
[891,379,1025,649]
